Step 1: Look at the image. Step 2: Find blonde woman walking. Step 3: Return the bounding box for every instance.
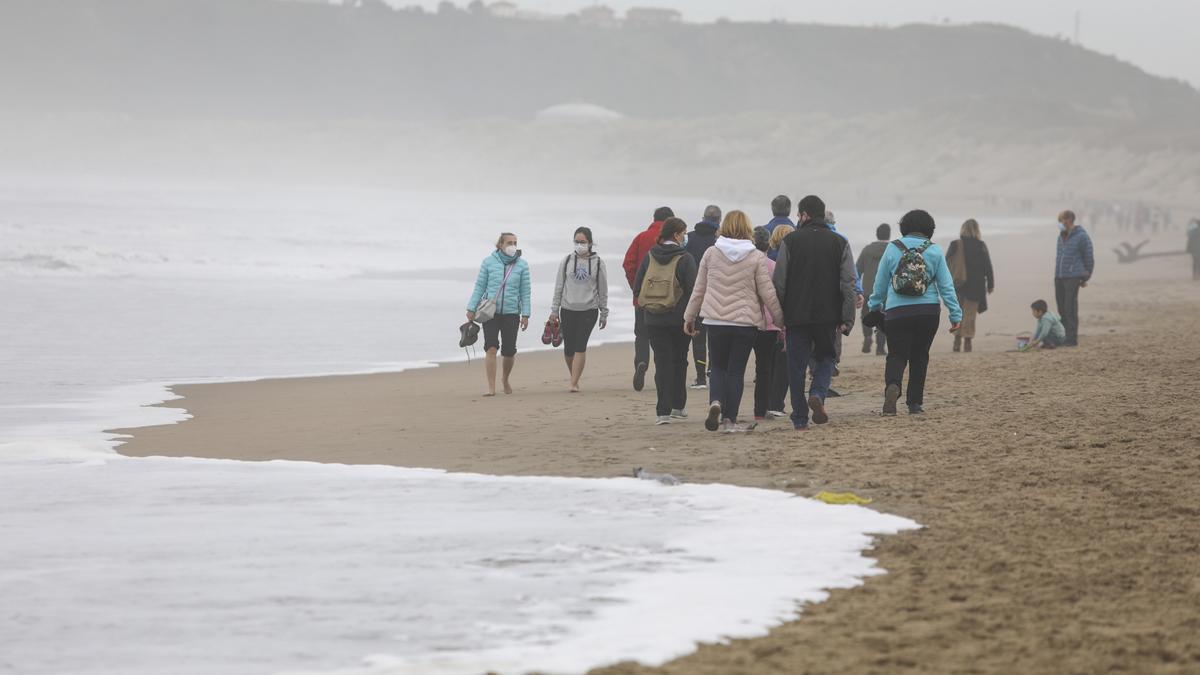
[945,218,995,352]
[684,211,784,433]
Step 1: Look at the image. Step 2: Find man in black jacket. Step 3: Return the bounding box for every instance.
[772,195,858,430]
[684,204,721,388]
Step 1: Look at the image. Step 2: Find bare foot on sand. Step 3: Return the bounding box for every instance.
[569,385,580,393]
[482,391,496,397]
[503,381,513,395]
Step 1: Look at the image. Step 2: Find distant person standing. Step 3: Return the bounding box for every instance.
[867,210,962,416]
[550,227,609,393]
[772,195,858,431]
[763,195,795,261]
[633,218,697,425]
[1188,219,1200,281]
[1055,210,1095,347]
[684,211,783,433]
[466,232,531,397]
[623,206,674,391]
[857,223,891,355]
[945,219,995,353]
[685,205,722,389]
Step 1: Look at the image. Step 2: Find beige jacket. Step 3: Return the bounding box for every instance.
[684,237,784,330]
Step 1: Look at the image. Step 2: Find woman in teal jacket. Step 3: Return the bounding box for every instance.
[867,210,962,416]
[466,232,532,396]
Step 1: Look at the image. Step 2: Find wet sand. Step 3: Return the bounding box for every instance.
[116,230,1200,674]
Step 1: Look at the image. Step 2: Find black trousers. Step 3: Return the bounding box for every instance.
[648,324,691,416]
[1055,277,1083,345]
[753,330,783,418]
[559,308,598,357]
[482,314,520,357]
[634,307,650,369]
[884,314,939,406]
[691,318,708,384]
[707,324,757,423]
[771,345,789,412]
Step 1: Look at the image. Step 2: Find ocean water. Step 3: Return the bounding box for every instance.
[0,456,917,675]
[0,182,934,674]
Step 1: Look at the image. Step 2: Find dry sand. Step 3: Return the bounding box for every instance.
[116,228,1200,674]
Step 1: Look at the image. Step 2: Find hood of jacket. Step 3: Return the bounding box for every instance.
[650,242,690,264]
[714,236,756,263]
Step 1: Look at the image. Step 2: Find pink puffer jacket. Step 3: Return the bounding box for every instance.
[684,237,784,330]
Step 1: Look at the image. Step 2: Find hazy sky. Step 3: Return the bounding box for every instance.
[379,0,1200,88]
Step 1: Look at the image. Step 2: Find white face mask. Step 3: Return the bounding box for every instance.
[503,245,518,257]
[574,243,590,255]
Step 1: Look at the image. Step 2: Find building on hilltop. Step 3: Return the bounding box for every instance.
[625,7,682,27]
[535,103,625,124]
[577,5,618,28]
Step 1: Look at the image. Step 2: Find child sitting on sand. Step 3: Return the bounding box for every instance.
[1023,300,1066,350]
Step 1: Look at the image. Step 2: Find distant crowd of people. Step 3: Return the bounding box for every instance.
[464,195,1102,431]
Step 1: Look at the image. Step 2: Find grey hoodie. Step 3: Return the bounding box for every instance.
[551,252,609,320]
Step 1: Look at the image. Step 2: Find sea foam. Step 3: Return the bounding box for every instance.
[0,456,917,675]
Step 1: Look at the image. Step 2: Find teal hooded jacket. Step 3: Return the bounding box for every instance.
[867,235,963,323]
[468,250,532,317]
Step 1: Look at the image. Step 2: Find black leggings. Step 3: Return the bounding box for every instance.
[560,309,598,357]
[884,314,939,406]
[483,314,520,357]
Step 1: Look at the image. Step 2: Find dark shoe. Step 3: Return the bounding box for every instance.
[964,338,972,353]
[704,403,722,432]
[633,362,648,391]
[953,335,962,352]
[907,404,925,415]
[876,346,886,356]
[459,321,480,348]
[826,388,841,398]
[808,395,829,425]
[882,384,901,416]
[862,343,872,354]
[832,364,841,377]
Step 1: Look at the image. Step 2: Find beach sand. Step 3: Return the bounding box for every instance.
[116,229,1200,674]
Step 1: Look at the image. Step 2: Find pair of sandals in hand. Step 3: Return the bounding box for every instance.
[541,317,564,347]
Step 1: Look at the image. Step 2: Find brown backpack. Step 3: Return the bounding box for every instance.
[638,255,684,314]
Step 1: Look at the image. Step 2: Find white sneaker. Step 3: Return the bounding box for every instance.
[689,382,708,390]
[670,409,688,419]
[767,410,787,418]
[655,416,672,425]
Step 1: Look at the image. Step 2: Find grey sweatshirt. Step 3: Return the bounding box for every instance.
[551,253,609,320]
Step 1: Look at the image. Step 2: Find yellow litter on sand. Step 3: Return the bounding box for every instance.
[813,491,873,505]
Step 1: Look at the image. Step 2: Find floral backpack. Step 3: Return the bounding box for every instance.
[890,239,934,297]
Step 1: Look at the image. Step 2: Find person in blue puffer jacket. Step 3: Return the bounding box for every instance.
[1054,209,1095,347]
[467,232,532,396]
[868,210,962,416]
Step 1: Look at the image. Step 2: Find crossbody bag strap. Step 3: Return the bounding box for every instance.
[497,262,516,312]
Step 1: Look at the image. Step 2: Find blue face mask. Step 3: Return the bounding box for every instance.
[682,234,689,247]
[1057,222,1068,233]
